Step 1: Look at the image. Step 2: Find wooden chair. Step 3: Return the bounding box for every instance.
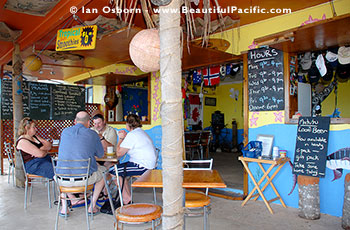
[52,158,94,230]
[199,131,212,159]
[185,132,201,160]
[19,153,54,210]
[113,164,162,230]
[4,142,15,186]
[183,159,213,230]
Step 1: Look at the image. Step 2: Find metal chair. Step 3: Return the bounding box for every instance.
[130,147,160,204]
[185,132,201,160]
[183,159,213,230]
[19,153,54,210]
[52,158,94,230]
[111,164,162,230]
[199,131,212,159]
[4,142,15,186]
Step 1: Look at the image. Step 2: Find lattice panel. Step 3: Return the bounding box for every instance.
[1,103,101,159]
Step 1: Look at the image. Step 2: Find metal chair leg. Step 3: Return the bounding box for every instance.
[55,192,61,230]
[153,187,157,204]
[152,219,155,230]
[24,180,28,209]
[12,166,15,186]
[29,182,33,203]
[48,180,52,208]
[204,206,208,230]
[84,190,90,230]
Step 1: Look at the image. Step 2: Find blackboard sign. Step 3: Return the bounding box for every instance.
[53,85,86,120]
[1,80,85,120]
[248,47,284,111]
[292,117,330,177]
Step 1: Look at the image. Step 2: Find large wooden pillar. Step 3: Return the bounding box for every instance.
[12,43,25,186]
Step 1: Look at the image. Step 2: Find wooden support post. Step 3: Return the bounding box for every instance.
[12,43,25,187]
[298,175,320,220]
[342,173,350,229]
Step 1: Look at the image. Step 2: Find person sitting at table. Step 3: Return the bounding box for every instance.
[91,113,118,152]
[15,117,54,179]
[110,114,157,205]
[57,111,105,216]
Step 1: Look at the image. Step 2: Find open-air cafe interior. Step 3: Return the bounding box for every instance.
[0,0,349,229]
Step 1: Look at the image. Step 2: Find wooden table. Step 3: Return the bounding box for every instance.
[96,153,119,162]
[132,169,227,189]
[239,156,290,214]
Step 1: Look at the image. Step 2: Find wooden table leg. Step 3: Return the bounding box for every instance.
[254,162,287,208]
[240,160,274,214]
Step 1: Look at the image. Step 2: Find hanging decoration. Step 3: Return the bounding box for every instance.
[24,55,42,72]
[129,29,160,73]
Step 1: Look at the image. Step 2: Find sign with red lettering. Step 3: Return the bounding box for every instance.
[292,116,330,177]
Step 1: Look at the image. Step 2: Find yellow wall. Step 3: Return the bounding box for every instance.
[215,83,244,129]
[322,81,350,117]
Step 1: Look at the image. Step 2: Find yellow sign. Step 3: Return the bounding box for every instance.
[56,25,97,51]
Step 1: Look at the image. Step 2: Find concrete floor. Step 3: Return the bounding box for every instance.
[0,160,343,230]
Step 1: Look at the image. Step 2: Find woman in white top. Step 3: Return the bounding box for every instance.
[111,114,157,205]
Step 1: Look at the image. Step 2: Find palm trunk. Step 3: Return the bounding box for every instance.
[12,43,25,187]
[159,0,184,229]
[298,175,320,220]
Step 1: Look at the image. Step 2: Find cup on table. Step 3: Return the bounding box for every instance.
[107,146,114,156]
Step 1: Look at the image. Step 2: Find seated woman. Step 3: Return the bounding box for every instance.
[15,117,54,179]
[111,114,157,205]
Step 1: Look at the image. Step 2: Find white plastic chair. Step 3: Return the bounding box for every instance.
[183,159,213,230]
[52,158,93,230]
[4,142,15,186]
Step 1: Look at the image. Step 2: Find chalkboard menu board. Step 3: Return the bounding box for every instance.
[248,47,284,111]
[1,80,85,120]
[292,117,330,177]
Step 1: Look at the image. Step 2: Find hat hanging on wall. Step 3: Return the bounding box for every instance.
[338,46,350,65]
[316,54,327,77]
[325,50,338,68]
[321,61,334,84]
[307,62,321,84]
[336,63,350,83]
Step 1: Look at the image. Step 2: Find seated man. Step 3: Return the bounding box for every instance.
[57,111,105,215]
[91,113,118,152]
[110,114,157,205]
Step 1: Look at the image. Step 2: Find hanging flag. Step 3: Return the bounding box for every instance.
[193,69,202,84]
[203,66,221,86]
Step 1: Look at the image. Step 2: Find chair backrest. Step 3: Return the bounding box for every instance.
[18,151,28,177]
[155,147,161,169]
[185,132,201,145]
[199,131,212,146]
[183,159,213,195]
[51,158,91,187]
[4,142,14,164]
[183,159,213,170]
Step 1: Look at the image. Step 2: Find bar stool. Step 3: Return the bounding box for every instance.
[183,159,213,230]
[112,164,162,230]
